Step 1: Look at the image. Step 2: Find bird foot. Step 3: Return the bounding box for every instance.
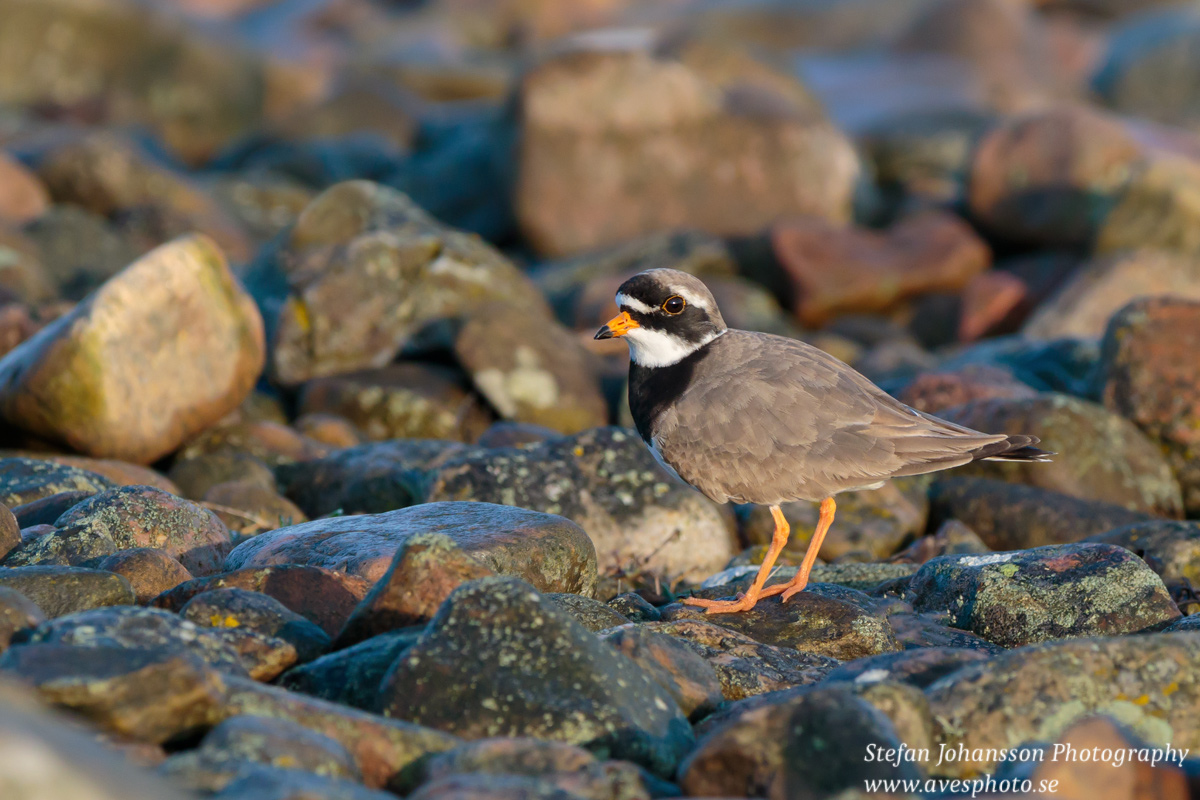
[759,581,808,603]
[681,594,762,614]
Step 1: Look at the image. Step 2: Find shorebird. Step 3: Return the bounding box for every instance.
[596,269,1051,614]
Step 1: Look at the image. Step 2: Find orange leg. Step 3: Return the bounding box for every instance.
[760,496,835,603]
[683,505,791,614]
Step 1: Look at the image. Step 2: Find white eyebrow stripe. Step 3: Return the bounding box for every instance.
[674,288,709,310]
[615,293,655,315]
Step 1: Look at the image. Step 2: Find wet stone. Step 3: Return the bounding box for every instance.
[908,543,1180,648]
[376,577,693,777]
[0,565,135,617]
[665,584,901,660]
[181,588,332,664]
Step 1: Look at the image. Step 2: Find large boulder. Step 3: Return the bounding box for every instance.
[515,34,857,256]
[376,577,693,777]
[0,234,265,463]
[908,543,1180,647]
[1100,297,1200,515]
[225,501,598,597]
[261,181,551,386]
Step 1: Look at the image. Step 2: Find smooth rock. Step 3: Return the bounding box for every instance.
[280,629,423,712]
[0,585,44,652]
[0,458,114,508]
[1088,521,1200,587]
[169,453,278,501]
[0,565,134,617]
[0,235,265,463]
[0,151,48,224]
[940,393,1183,517]
[226,502,597,596]
[203,480,308,538]
[96,548,194,604]
[601,625,723,722]
[822,646,991,688]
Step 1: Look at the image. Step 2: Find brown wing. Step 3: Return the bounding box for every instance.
[653,330,1011,504]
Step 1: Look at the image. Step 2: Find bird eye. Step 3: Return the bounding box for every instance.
[662,296,686,315]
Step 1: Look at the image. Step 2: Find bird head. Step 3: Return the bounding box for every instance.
[595,269,727,367]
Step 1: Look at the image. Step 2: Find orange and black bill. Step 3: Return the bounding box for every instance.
[595,311,641,340]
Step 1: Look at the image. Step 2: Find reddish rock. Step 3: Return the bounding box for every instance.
[97,548,194,604]
[336,533,495,648]
[0,502,18,561]
[0,235,265,464]
[224,502,598,596]
[178,421,327,467]
[897,365,1037,413]
[54,486,231,576]
[292,413,363,449]
[516,35,857,256]
[771,211,989,327]
[1100,297,1200,515]
[152,565,372,638]
[0,151,49,224]
[0,586,44,651]
[969,106,1143,247]
[957,269,1030,341]
[43,457,179,494]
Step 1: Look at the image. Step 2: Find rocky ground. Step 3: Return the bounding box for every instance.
[4,0,1200,798]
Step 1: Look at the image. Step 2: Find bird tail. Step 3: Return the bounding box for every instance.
[972,435,1054,463]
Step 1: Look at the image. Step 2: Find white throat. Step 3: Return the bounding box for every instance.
[625,328,724,368]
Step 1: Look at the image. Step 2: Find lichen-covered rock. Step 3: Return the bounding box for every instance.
[909,543,1179,647]
[279,629,423,712]
[0,642,226,744]
[0,458,115,508]
[928,477,1153,550]
[453,302,607,434]
[543,593,630,634]
[1100,297,1200,515]
[203,480,308,537]
[96,548,194,604]
[376,578,693,777]
[298,364,494,443]
[601,625,723,722]
[337,533,495,647]
[666,584,901,661]
[226,502,597,597]
[50,486,232,576]
[678,684,919,799]
[210,767,397,800]
[515,34,856,256]
[822,646,992,689]
[262,181,550,385]
[629,620,838,701]
[1023,249,1200,340]
[406,738,597,790]
[153,565,371,639]
[29,605,294,681]
[940,393,1183,517]
[0,235,265,463]
[176,420,328,468]
[925,633,1200,777]
[423,427,737,585]
[181,588,332,664]
[218,675,463,788]
[606,593,660,623]
[21,205,142,301]
[1088,521,1200,586]
[896,365,1038,414]
[159,715,361,792]
[739,479,928,563]
[0,565,134,617]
